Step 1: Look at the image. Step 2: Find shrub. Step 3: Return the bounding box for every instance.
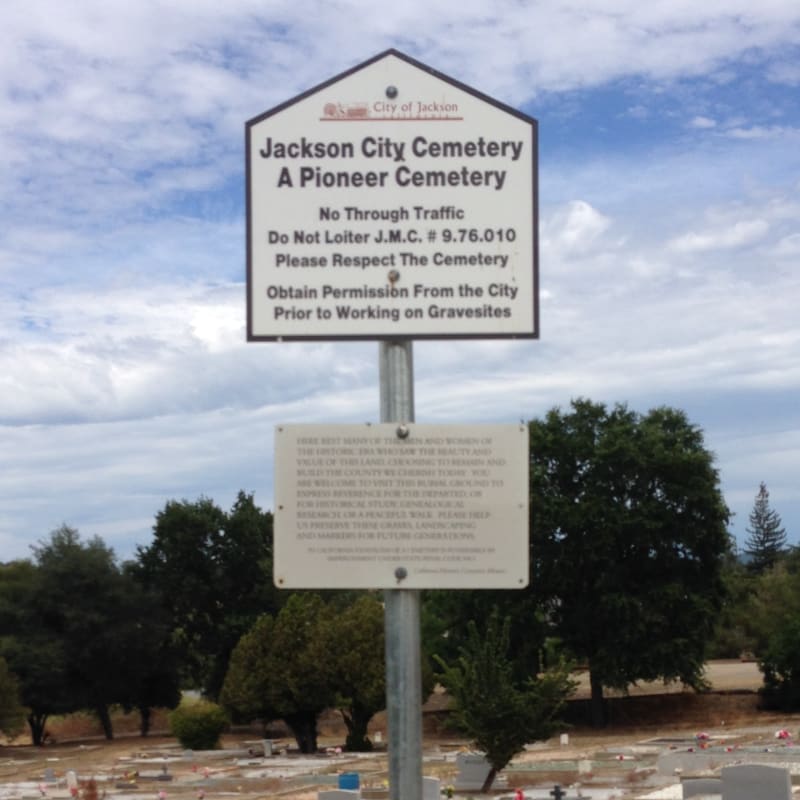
[169,698,228,750]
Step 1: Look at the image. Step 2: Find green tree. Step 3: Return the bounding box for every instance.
[1,543,180,743]
[117,564,182,736]
[529,399,731,727]
[29,526,171,740]
[0,556,84,743]
[324,594,385,751]
[135,492,278,698]
[744,482,788,573]
[435,610,575,792]
[221,594,336,753]
[708,545,758,659]
[223,593,427,753]
[0,656,25,740]
[0,631,72,745]
[423,589,549,684]
[741,562,800,709]
[219,614,280,727]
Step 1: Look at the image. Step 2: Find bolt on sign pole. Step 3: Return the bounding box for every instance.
[379,340,422,800]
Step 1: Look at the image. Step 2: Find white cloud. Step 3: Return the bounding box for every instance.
[725,125,800,140]
[772,232,800,257]
[542,201,613,258]
[690,115,717,129]
[669,219,770,253]
[1,1,800,560]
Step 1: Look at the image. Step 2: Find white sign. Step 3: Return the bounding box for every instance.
[273,423,529,589]
[247,49,538,341]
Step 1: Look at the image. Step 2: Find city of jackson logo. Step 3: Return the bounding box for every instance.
[321,99,463,121]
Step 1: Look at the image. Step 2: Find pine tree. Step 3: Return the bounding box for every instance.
[745,482,787,572]
[434,610,575,792]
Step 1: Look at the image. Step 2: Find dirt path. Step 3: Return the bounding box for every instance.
[569,659,761,698]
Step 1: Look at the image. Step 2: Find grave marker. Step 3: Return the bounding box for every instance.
[681,777,722,798]
[721,763,791,800]
[421,777,440,800]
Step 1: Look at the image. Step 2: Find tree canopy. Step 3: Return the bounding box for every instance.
[222,592,390,753]
[529,399,731,726]
[0,656,25,739]
[322,594,386,751]
[738,559,800,709]
[435,609,575,792]
[135,492,278,698]
[0,527,180,743]
[221,593,336,753]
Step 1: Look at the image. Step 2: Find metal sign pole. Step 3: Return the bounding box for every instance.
[379,339,422,800]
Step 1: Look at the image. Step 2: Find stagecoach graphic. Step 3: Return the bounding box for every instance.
[322,102,369,119]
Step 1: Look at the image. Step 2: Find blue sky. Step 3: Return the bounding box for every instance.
[1,1,799,562]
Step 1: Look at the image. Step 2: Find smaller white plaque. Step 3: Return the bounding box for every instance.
[274,423,529,589]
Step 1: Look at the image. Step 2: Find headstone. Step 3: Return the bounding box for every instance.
[42,769,56,784]
[721,764,791,800]
[318,791,360,800]
[422,776,440,800]
[454,752,492,791]
[65,772,78,793]
[560,734,569,746]
[262,739,273,757]
[681,777,722,798]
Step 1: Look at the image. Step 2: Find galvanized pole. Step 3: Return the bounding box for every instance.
[379,339,422,800]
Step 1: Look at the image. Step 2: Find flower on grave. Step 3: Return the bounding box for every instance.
[695,732,710,741]
[775,729,792,740]
[158,791,166,800]
[441,786,455,798]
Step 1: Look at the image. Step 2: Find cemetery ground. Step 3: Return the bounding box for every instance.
[3,661,800,800]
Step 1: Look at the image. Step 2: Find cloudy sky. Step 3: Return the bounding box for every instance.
[1,1,799,563]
